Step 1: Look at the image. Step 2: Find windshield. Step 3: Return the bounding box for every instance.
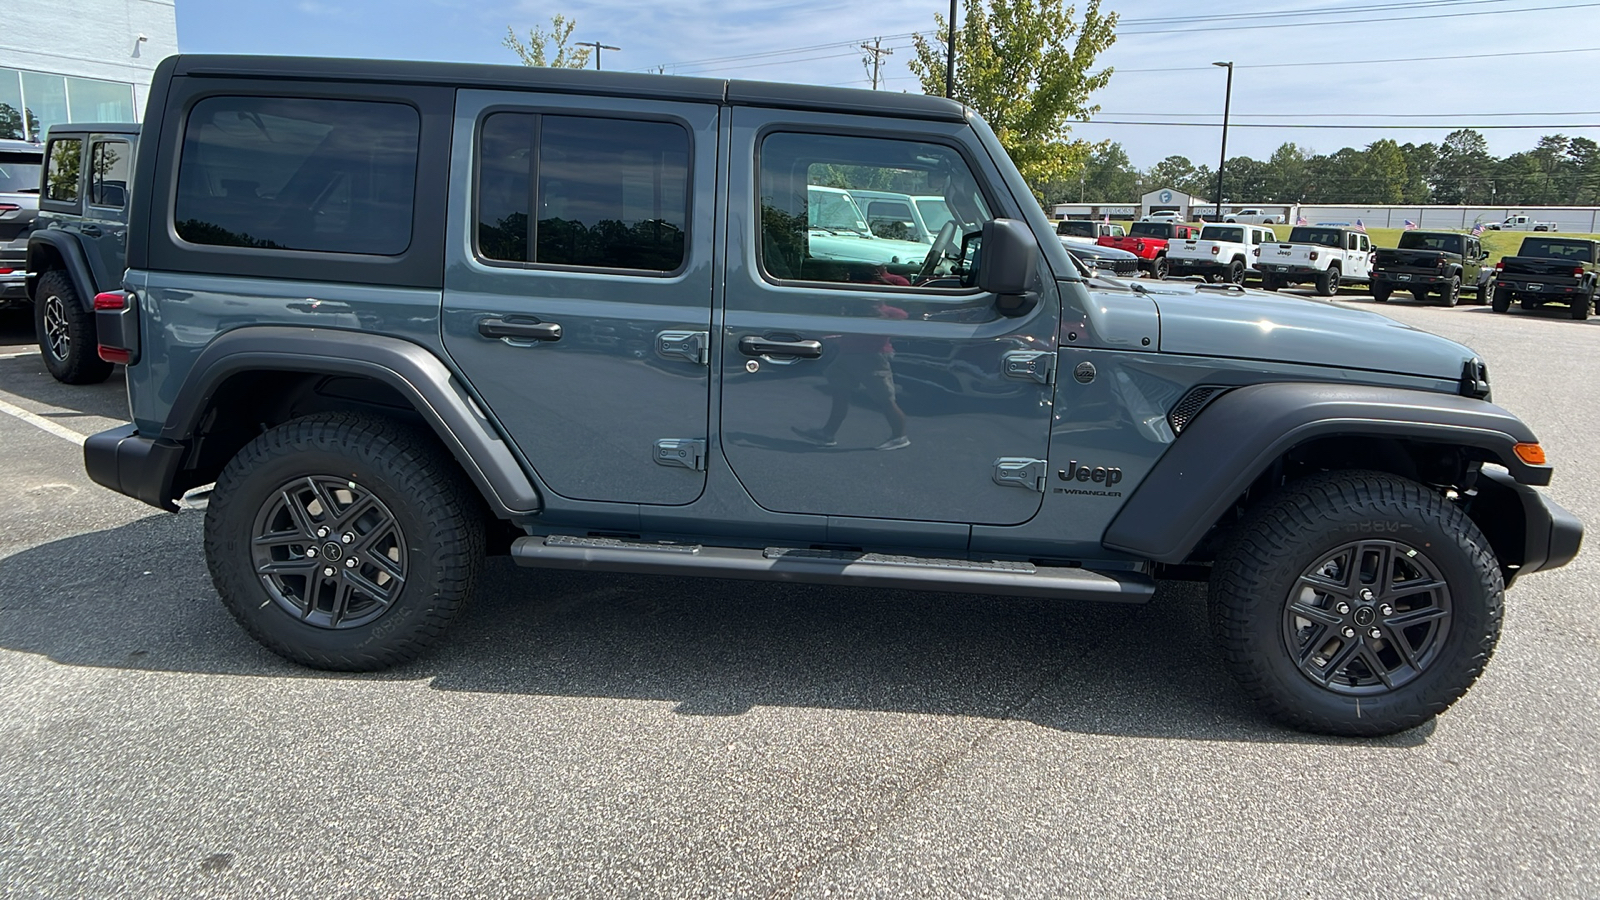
[1398,232,1463,253]
[1129,222,1171,237]
[0,150,42,193]
[807,188,870,235]
[1518,238,1593,260]
[862,198,925,243]
[1199,225,1244,243]
[1288,227,1344,247]
[915,197,953,233]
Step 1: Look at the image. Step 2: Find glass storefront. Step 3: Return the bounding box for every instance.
[0,67,136,142]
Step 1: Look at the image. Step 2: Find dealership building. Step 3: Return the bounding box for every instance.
[1,0,178,141]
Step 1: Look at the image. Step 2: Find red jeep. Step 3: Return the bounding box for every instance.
[1098,221,1196,280]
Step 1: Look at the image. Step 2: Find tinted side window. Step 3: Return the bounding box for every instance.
[45,138,81,202]
[476,113,689,273]
[759,131,989,287]
[88,139,131,208]
[175,96,420,255]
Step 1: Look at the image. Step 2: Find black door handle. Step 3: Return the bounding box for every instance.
[738,335,823,359]
[479,316,562,342]
[80,224,102,237]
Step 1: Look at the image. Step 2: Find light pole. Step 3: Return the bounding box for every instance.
[1213,61,1232,221]
[580,41,620,71]
[945,0,958,98]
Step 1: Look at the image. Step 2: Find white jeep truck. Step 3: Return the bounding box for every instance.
[1224,207,1282,225]
[1484,214,1557,232]
[1258,225,1375,296]
[1166,223,1277,283]
[1055,219,1125,246]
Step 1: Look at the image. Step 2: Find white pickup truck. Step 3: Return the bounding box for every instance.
[1224,207,1283,225]
[1256,225,1375,296]
[1484,214,1558,232]
[1166,223,1278,283]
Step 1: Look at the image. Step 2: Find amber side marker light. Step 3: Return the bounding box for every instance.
[1514,443,1547,465]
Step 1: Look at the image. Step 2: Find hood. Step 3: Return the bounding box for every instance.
[1064,239,1137,261]
[807,231,932,266]
[1138,281,1476,382]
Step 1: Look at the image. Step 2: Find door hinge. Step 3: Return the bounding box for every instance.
[1001,350,1055,385]
[992,457,1048,492]
[656,330,710,366]
[654,438,707,471]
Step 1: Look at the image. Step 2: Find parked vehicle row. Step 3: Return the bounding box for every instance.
[0,138,44,309]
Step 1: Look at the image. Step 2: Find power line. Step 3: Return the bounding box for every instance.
[1118,0,1600,35]
[1100,110,1600,119]
[1087,120,1600,130]
[1116,0,1523,26]
[1113,44,1600,74]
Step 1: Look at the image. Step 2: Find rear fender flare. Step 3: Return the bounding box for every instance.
[1102,382,1548,563]
[164,326,543,517]
[25,232,98,311]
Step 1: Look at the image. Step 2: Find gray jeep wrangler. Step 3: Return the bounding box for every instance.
[86,56,1581,737]
[26,123,140,383]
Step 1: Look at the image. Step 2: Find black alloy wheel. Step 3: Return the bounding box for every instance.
[1439,275,1461,307]
[1477,280,1494,307]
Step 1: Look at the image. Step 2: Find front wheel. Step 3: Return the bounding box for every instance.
[204,412,485,670]
[34,270,114,385]
[1476,280,1494,307]
[1209,471,1503,736]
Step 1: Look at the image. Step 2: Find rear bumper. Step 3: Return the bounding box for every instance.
[84,424,184,512]
[1257,263,1323,278]
[1496,278,1586,295]
[1168,259,1230,274]
[1372,272,1448,287]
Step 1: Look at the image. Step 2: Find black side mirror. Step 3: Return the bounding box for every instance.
[975,219,1038,307]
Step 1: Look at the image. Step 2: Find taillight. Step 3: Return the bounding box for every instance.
[0,267,12,275]
[1574,266,1585,276]
[0,203,18,212]
[1437,258,1447,268]
[1309,250,1318,261]
[1134,240,1145,253]
[95,291,136,365]
[1252,247,1260,257]
[1209,246,1219,255]
[1495,260,1504,270]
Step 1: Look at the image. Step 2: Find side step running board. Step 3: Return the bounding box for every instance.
[511,535,1154,604]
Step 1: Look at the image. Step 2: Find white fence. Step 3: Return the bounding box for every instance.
[1293,206,1600,233]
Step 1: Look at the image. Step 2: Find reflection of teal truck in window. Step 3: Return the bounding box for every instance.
[805,186,932,265]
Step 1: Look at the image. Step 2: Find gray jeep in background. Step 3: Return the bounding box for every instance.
[0,138,44,307]
[85,55,1581,737]
[26,123,140,383]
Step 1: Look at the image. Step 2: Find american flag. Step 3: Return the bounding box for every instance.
[1355,219,1367,232]
[1470,222,1486,236]
[1403,220,1419,230]
[1102,213,1110,224]
[1295,214,1308,226]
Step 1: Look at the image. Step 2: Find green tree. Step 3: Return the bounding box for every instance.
[503,15,593,68]
[1265,143,1309,203]
[1360,139,1409,204]
[1398,142,1436,204]
[1145,155,1196,192]
[908,0,1117,196]
[1433,128,1493,205]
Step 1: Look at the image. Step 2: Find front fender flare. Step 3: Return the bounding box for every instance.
[1102,382,1549,563]
[163,327,543,516]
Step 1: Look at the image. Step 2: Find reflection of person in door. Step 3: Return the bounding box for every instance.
[793,292,910,451]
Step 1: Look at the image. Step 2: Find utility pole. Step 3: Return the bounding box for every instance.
[945,0,958,98]
[578,41,620,71]
[860,37,893,90]
[1213,61,1233,221]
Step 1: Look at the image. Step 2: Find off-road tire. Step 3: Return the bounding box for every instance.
[1571,289,1593,320]
[1476,280,1494,307]
[1151,255,1169,280]
[34,270,114,385]
[1316,265,1340,297]
[204,412,485,671]
[1227,260,1246,285]
[1411,288,1429,304]
[1492,289,1512,313]
[1261,274,1280,292]
[1439,275,1461,307]
[1371,285,1391,303]
[1209,471,1503,737]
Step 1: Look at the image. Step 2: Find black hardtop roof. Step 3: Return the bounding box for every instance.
[43,123,142,136]
[166,54,971,123]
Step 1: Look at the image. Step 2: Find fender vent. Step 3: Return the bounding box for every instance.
[1168,385,1227,434]
[1459,358,1491,400]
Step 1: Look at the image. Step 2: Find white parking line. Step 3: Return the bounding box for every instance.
[0,394,89,447]
[0,349,37,360]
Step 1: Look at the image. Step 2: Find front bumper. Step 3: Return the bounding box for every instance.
[1478,468,1583,584]
[84,424,185,512]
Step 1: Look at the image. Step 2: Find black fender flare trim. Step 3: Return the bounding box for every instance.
[25,232,99,311]
[161,326,542,516]
[1102,382,1550,563]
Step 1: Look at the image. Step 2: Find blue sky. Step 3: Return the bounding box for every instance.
[177,0,1600,169]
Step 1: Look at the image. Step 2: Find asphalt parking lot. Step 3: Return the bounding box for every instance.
[0,291,1596,899]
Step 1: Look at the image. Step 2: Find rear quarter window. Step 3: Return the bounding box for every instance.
[45,138,81,202]
[174,96,420,255]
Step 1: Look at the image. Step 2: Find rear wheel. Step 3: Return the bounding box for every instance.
[1227,260,1246,285]
[1209,471,1503,736]
[1151,255,1169,280]
[204,412,485,671]
[1371,284,1391,303]
[1439,275,1461,307]
[1411,289,1429,304]
[1261,274,1280,292]
[1491,289,1511,313]
[1316,265,1340,297]
[34,270,114,385]
[1571,289,1592,320]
